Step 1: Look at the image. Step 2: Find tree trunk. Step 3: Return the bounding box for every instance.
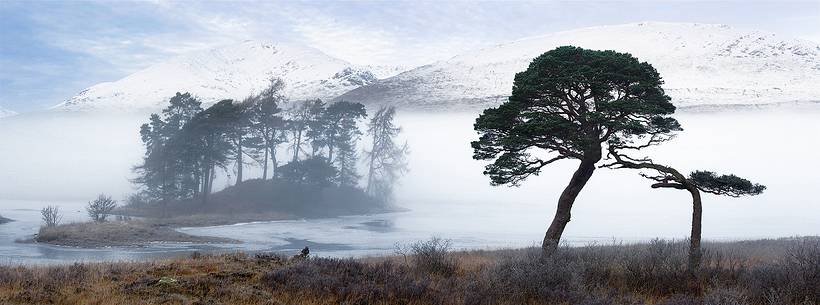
[542,149,601,255]
[271,145,278,178]
[201,163,210,203]
[207,166,215,195]
[365,134,378,195]
[293,130,302,162]
[687,185,703,273]
[236,137,243,185]
[328,137,335,163]
[262,146,269,180]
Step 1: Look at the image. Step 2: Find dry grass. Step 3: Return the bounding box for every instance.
[35,221,237,247]
[1,237,818,305]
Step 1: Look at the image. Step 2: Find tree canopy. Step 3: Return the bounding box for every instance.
[688,171,766,197]
[473,46,680,186]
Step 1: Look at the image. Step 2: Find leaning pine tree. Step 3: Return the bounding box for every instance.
[472,46,680,254]
[604,146,765,272]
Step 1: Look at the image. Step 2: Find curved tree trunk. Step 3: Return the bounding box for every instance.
[687,185,703,273]
[542,148,601,254]
[606,148,704,272]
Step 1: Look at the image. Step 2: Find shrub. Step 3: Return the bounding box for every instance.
[742,239,820,304]
[40,205,61,227]
[262,258,438,303]
[704,288,749,305]
[620,239,691,294]
[276,157,338,186]
[478,250,586,304]
[87,194,117,222]
[410,237,457,276]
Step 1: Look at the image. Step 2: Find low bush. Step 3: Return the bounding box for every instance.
[263,258,441,304]
[410,237,458,276]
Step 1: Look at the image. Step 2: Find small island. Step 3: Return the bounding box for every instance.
[32,88,408,248]
[35,221,236,247]
[0,215,11,225]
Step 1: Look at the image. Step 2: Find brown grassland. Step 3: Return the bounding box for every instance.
[0,237,818,305]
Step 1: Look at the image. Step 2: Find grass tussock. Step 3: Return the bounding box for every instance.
[35,221,237,247]
[1,237,818,305]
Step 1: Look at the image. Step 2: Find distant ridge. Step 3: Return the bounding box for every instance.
[54,23,820,113]
[337,22,820,111]
[54,41,407,112]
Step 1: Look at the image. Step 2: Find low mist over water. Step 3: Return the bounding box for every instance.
[1,106,818,262]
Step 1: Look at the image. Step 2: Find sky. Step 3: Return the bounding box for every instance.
[0,1,818,113]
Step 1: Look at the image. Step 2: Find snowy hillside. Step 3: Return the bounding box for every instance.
[0,105,17,119]
[54,41,405,111]
[337,22,820,110]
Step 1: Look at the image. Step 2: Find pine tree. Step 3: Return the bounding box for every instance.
[605,151,765,272]
[287,100,322,163]
[324,101,367,187]
[364,106,409,202]
[181,100,240,202]
[134,92,202,201]
[247,78,288,179]
[472,46,680,254]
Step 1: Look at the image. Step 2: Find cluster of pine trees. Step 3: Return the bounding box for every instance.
[134,78,408,204]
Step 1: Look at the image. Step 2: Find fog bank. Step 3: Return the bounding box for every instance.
[1,107,818,241]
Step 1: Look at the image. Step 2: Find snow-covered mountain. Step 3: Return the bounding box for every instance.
[337,22,820,110]
[0,105,17,119]
[54,41,406,111]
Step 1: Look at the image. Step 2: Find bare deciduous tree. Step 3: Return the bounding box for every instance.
[41,205,61,227]
[87,194,117,222]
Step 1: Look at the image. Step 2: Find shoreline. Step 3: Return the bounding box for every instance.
[27,220,239,248]
[27,206,403,248]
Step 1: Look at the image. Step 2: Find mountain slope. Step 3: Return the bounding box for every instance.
[337,22,820,110]
[54,41,402,111]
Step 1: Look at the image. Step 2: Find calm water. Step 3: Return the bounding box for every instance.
[1,106,819,264]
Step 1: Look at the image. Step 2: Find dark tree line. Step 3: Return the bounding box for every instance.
[134,79,408,204]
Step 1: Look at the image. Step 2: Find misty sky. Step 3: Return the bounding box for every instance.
[1,1,818,113]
